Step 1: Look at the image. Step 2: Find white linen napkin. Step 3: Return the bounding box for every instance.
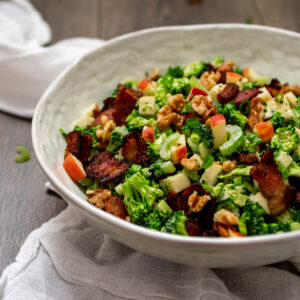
[1,1,300,299]
[0,0,103,118]
[1,206,300,300]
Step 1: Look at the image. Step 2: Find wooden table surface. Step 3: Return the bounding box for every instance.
[1,0,300,274]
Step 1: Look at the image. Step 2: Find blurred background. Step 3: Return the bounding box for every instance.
[31,0,300,42]
[1,0,299,274]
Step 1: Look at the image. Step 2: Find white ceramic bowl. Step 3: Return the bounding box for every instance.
[32,24,300,268]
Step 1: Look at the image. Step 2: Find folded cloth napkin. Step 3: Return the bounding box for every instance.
[1,1,300,299]
[0,0,103,118]
[1,206,300,300]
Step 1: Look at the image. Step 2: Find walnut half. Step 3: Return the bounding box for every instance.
[188,191,211,213]
[192,94,218,120]
[213,209,239,226]
[157,105,183,130]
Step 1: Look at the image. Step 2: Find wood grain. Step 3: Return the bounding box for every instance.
[1,0,299,274]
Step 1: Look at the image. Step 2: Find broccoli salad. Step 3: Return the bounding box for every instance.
[61,57,300,238]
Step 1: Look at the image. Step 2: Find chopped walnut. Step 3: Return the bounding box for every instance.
[213,209,239,226]
[188,191,211,213]
[96,116,116,149]
[157,105,183,130]
[150,68,160,81]
[167,94,186,113]
[86,188,111,209]
[222,160,237,172]
[200,71,222,91]
[282,84,300,96]
[248,97,265,130]
[217,61,235,83]
[181,158,198,171]
[192,94,218,120]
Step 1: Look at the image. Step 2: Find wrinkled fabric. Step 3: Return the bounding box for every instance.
[0,207,299,300]
[0,0,103,118]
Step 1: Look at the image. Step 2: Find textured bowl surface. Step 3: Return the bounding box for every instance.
[32,24,300,268]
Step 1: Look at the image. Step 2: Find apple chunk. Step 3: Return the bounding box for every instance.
[243,66,260,82]
[226,72,244,84]
[63,153,86,182]
[170,135,187,164]
[209,114,227,148]
[138,79,155,95]
[187,87,208,101]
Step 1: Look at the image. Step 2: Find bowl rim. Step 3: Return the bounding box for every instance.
[32,23,300,247]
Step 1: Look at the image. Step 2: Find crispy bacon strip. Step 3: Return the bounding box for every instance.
[105,195,127,219]
[122,132,151,166]
[85,151,129,183]
[217,83,239,104]
[250,150,296,216]
[91,85,142,127]
[266,78,283,97]
[233,89,262,107]
[64,131,92,163]
[238,153,259,165]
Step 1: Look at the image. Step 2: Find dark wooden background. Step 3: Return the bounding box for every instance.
[1,0,300,274]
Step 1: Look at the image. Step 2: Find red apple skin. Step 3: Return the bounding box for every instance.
[63,153,86,182]
[171,145,187,164]
[138,79,149,90]
[187,87,208,101]
[142,125,155,142]
[210,114,226,128]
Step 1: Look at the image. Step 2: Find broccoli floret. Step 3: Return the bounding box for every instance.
[270,112,287,130]
[238,202,289,235]
[149,160,164,178]
[220,184,249,207]
[242,133,263,154]
[217,199,240,217]
[125,164,142,179]
[184,61,209,78]
[146,134,165,161]
[289,207,300,223]
[223,103,248,129]
[270,126,299,153]
[287,162,300,178]
[182,118,214,149]
[106,126,128,153]
[126,110,155,130]
[73,125,102,148]
[182,101,195,114]
[211,56,224,67]
[155,80,168,107]
[143,200,172,230]
[162,211,188,235]
[122,173,164,223]
[167,66,184,78]
[170,78,191,95]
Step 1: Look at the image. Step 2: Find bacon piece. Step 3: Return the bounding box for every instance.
[248,97,265,130]
[64,131,92,163]
[238,153,259,165]
[105,195,127,219]
[78,134,92,163]
[101,97,116,112]
[64,131,81,159]
[85,151,129,183]
[250,150,296,216]
[233,89,262,107]
[122,132,151,166]
[266,78,283,97]
[114,85,143,125]
[217,83,239,104]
